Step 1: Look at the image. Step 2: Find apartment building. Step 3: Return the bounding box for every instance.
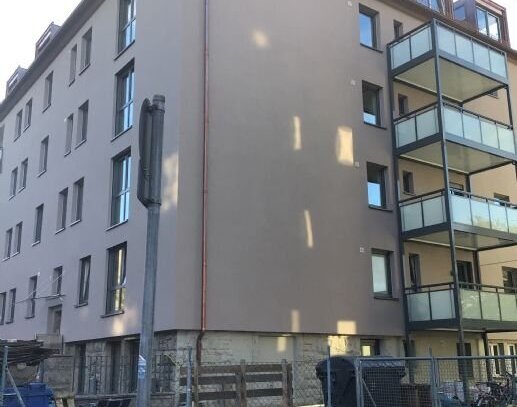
[0,0,516,379]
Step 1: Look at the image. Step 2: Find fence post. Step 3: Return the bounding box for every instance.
[0,346,8,407]
[326,345,332,407]
[430,356,440,407]
[354,357,363,407]
[281,359,293,407]
[240,360,248,407]
[193,362,199,407]
[186,347,192,407]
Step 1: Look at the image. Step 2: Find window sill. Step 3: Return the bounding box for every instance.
[115,41,135,61]
[25,315,35,320]
[402,191,416,196]
[368,205,392,213]
[11,251,19,258]
[5,321,13,325]
[2,257,9,262]
[8,194,15,201]
[64,150,71,157]
[78,63,91,76]
[360,43,383,54]
[43,103,51,114]
[14,134,21,142]
[18,186,26,194]
[70,219,82,227]
[75,139,87,149]
[101,310,125,318]
[55,227,66,235]
[374,295,398,301]
[363,121,388,130]
[32,240,41,247]
[37,169,47,178]
[23,124,31,132]
[69,78,76,87]
[106,220,128,231]
[75,302,88,308]
[112,126,133,141]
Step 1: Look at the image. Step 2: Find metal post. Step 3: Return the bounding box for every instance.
[0,346,7,407]
[354,358,363,407]
[136,95,166,407]
[326,345,332,407]
[186,347,192,407]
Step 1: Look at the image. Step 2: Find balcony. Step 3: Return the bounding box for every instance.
[389,20,507,103]
[400,189,517,249]
[406,283,517,331]
[394,103,516,173]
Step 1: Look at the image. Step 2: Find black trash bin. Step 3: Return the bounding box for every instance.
[316,357,406,407]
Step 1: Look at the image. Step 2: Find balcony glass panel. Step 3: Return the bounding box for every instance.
[423,196,446,226]
[401,194,445,232]
[408,292,431,321]
[395,107,437,148]
[456,35,473,63]
[431,290,455,319]
[401,203,423,231]
[397,117,416,146]
[451,195,472,225]
[508,207,517,233]
[391,26,432,69]
[416,109,438,139]
[480,119,499,149]
[480,291,500,320]
[500,294,517,321]
[473,42,490,71]
[444,107,463,137]
[437,25,507,79]
[463,113,482,143]
[498,126,516,154]
[470,199,490,228]
[461,289,481,319]
[489,203,508,232]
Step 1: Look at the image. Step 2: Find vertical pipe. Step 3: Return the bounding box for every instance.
[186,347,192,407]
[326,345,332,407]
[197,0,210,365]
[0,346,8,407]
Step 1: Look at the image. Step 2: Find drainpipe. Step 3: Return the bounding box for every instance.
[196,0,210,365]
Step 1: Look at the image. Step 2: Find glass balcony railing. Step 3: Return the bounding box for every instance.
[437,25,507,79]
[389,21,508,80]
[400,189,517,235]
[394,103,516,154]
[407,283,517,324]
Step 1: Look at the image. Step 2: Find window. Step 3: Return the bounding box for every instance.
[454,5,466,21]
[4,229,12,259]
[48,306,62,334]
[39,137,49,174]
[0,125,4,173]
[362,82,382,126]
[44,72,53,109]
[417,0,441,11]
[111,151,131,225]
[34,205,44,244]
[477,7,500,41]
[65,114,73,155]
[19,158,28,191]
[13,222,22,255]
[15,110,22,139]
[503,268,517,294]
[69,45,77,84]
[7,289,16,323]
[118,0,136,52]
[72,178,84,223]
[457,261,477,289]
[78,256,91,305]
[81,29,92,70]
[9,167,18,197]
[24,99,32,130]
[402,171,414,194]
[57,188,68,231]
[359,6,377,48]
[409,253,421,288]
[52,267,63,296]
[77,101,89,145]
[367,162,387,208]
[361,339,380,356]
[450,182,464,191]
[115,62,135,135]
[27,276,37,318]
[494,193,510,205]
[398,94,409,116]
[372,250,392,297]
[106,243,127,314]
[0,293,5,325]
[394,21,403,39]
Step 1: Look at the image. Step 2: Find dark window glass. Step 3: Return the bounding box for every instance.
[111,152,131,225]
[7,289,16,323]
[402,171,414,194]
[361,339,381,356]
[106,243,127,314]
[398,94,409,115]
[115,63,135,135]
[394,21,403,39]
[409,253,421,288]
[503,268,517,294]
[363,82,381,125]
[27,276,37,318]
[454,5,466,21]
[34,205,44,243]
[372,250,392,297]
[79,256,91,305]
[118,0,136,52]
[360,11,376,48]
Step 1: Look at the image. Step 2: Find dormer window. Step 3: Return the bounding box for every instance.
[476,7,501,41]
[416,0,441,12]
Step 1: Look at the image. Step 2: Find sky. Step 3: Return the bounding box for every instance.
[0,0,516,100]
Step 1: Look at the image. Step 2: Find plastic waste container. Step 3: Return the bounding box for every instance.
[3,383,54,407]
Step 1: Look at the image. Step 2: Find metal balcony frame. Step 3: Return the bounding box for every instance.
[387,19,517,357]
